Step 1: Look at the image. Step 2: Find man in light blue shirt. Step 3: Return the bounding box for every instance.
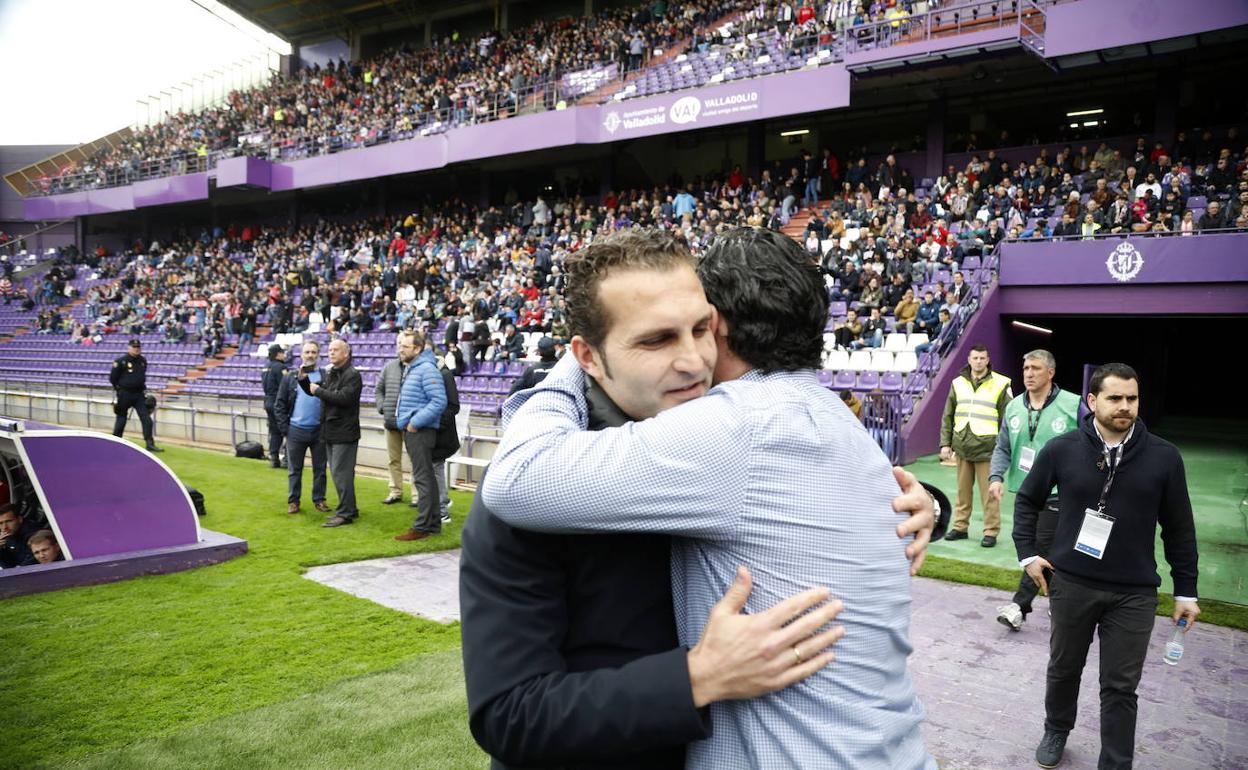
[484,228,935,769]
[274,340,329,515]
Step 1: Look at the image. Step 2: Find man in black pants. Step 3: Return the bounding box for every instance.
[110,338,162,452]
[1015,363,1199,770]
[305,338,363,528]
[262,344,288,468]
[990,350,1080,632]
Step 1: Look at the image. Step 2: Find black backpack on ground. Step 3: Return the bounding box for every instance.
[184,486,207,517]
[235,440,264,459]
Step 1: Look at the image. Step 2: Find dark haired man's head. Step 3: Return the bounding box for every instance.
[565,229,714,420]
[967,345,990,378]
[1087,363,1139,438]
[0,505,22,540]
[696,227,827,380]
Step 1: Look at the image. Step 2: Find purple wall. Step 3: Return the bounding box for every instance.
[20,433,199,560]
[999,234,1248,286]
[132,173,210,208]
[216,156,272,188]
[999,284,1248,315]
[1044,0,1248,58]
[901,285,1009,463]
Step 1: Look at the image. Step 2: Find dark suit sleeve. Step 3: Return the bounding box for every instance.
[441,369,459,418]
[1013,438,1059,561]
[314,367,363,407]
[459,487,710,766]
[273,376,292,434]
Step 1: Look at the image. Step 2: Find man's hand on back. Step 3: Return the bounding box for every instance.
[686,566,844,708]
[891,467,935,575]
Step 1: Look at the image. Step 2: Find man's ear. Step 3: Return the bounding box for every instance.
[710,306,730,338]
[570,335,604,381]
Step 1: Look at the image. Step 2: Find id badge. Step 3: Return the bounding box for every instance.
[1018,446,1036,473]
[1074,508,1115,559]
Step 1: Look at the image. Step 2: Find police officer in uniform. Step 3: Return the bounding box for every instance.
[989,350,1080,631]
[262,344,288,468]
[110,339,163,452]
[508,337,559,394]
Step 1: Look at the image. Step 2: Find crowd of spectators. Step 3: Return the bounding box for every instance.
[27,123,1246,367]
[38,0,752,194]
[40,154,844,359]
[37,0,983,195]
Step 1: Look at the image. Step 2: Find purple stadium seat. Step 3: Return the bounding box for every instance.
[817,370,834,388]
[833,371,857,390]
[856,371,880,391]
[880,372,903,393]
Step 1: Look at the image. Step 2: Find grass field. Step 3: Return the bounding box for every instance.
[2,436,1243,769]
[0,444,489,770]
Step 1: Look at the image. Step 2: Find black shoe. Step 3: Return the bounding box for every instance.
[981,535,997,547]
[321,515,354,528]
[146,444,165,453]
[381,496,403,505]
[943,529,968,541]
[1035,730,1067,768]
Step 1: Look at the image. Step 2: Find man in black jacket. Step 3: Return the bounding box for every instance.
[1015,363,1199,770]
[0,504,37,569]
[430,343,460,525]
[305,338,363,528]
[262,344,288,468]
[109,338,162,452]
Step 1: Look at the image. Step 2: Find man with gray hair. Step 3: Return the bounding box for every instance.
[989,349,1080,631]
[304,338,364,528]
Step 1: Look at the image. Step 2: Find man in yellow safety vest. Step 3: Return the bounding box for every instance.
[939,344,1012,546]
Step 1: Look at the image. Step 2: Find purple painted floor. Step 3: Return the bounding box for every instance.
[910,577,1247,770]
[308,551,1247,769]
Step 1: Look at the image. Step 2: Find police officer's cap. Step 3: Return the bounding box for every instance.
[128,338,142,347]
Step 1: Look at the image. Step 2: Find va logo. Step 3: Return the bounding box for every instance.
[1105,242,1143,282]
[602,112,621,134]
[669,96,701,124]
[1051,416,1067,433]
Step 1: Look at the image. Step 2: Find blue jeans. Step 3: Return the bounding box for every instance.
[804,178,819,206]
[286,424,327,504]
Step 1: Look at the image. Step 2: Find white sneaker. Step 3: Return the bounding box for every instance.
[440,513,451,525]
[996,602,1024,631]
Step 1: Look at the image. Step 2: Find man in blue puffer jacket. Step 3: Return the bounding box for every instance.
[393,329,448,541]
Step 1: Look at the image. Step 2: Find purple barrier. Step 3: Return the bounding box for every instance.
[595,66,850,142]
[269,136,449,191]
[132,173,210,208]
[17,432,199,559]
[999,233,1248,286]
[216,156,272,189]
[1044,0,1248,58]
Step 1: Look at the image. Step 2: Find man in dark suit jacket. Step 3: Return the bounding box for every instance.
[431,346,460,525]
[305,338,363,527]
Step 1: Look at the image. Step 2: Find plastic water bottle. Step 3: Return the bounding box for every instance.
[1162,618,1188,665]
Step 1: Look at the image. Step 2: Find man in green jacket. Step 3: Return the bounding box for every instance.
[989,350,1080,630]
[940,345,1012,546]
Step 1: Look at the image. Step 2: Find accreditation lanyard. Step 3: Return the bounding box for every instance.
[1074,424,1133,560]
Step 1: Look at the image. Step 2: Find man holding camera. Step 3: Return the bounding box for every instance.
[274,340,330,516]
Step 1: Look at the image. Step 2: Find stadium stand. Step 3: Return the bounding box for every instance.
[25,0,1066,196]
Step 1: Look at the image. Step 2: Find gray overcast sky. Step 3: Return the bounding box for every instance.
[0,0,288,146]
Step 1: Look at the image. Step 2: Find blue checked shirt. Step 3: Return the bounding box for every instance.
[482,355,935,770]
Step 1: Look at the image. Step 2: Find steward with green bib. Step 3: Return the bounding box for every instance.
[990,350,1079,631]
